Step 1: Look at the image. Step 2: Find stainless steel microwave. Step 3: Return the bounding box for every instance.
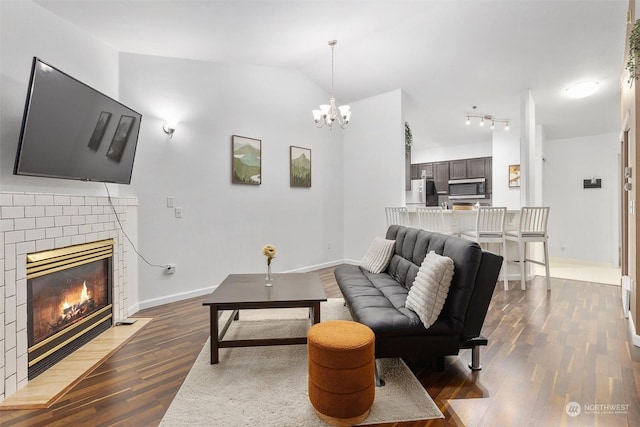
[448,178,486,199]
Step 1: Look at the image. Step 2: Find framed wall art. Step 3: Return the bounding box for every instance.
[232,135,261,185]
[290,146,311,187]
[508,164,521,187]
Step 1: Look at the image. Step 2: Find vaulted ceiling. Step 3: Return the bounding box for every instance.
[34,0,628,148]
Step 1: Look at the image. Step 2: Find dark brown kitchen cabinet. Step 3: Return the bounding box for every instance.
[419,163,434,178]
[412,156,490,195]
[449,160,467,180]
[485,157,493,194]
[410,164,420,179]
[434,162,449,194]
[410,162,434,179]
[467,158,486,178]
[450,158,486,179]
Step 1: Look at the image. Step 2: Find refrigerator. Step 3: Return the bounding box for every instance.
[406,179,438,206]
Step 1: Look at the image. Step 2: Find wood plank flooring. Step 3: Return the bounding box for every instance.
[1,267,639,426]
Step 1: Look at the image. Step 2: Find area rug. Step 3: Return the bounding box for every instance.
[160,298,443,426]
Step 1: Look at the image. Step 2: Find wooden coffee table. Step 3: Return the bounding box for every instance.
[202,273,327,364]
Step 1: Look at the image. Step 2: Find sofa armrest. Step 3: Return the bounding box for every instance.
[460,251,502,341]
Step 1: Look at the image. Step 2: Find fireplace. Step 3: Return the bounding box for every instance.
[26,240,114,379]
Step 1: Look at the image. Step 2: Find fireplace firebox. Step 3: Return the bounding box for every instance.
[26,240,114,379]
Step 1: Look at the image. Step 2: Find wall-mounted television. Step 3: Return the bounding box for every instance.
[14,57,142,184]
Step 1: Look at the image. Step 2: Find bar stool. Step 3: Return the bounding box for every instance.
[385,207,409,227]
[460,207,508,291]
[505,207,551,291]
[415,206,455,235]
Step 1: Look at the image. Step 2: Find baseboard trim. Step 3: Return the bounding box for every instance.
[628,312,640,348]
[282,259,345,273]
[137,286,216,311]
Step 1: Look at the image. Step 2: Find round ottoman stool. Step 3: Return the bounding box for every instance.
[307,320,375,427]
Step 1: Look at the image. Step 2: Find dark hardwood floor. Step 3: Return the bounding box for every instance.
[1,267,639,426]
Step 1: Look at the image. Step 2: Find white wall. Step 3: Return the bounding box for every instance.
[543,132,620,265]
[119,53,345,307]
[0,0,139,305]
[492,128,521,209]
[411,141,492,164]
[343,89,404,262]
[0,0,130,197]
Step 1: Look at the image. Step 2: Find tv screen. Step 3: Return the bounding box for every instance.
[14,57,142,184]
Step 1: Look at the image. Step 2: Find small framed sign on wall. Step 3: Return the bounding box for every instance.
[508,164,520,187]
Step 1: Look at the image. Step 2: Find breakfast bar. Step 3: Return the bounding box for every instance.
[404,207,537,282]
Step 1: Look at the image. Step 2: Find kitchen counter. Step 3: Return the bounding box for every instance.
[405,207,527,281]
[405,206,521,233]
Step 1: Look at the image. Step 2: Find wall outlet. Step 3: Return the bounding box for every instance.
[165,264,176,274]
[175,207,182,218]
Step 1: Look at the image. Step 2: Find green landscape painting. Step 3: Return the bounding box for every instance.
[232,135,261,185]
[290,146,311,187]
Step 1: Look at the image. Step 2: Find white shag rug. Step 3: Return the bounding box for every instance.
[160,298,443,426]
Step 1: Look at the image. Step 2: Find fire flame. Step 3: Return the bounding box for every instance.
[58,281,91,320]
[81,281,89,302]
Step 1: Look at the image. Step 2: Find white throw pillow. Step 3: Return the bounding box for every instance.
[405,250,455,328]
[360,236,396,274]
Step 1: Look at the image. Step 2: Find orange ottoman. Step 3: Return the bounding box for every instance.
[307,320,375,426]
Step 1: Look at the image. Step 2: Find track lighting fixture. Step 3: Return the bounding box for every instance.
[464,106,509,131]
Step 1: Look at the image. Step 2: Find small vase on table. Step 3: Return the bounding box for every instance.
[263,244,277,287]
[265,263,273,287]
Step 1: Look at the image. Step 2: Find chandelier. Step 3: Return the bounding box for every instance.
[313,40,351,129]
[465,106,509,130]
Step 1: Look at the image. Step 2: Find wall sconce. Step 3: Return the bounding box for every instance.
[163,121,177,138]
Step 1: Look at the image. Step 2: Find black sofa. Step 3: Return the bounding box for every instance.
[335,225,502,371]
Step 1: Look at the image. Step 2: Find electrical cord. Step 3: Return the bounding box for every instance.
[104,183,165,269]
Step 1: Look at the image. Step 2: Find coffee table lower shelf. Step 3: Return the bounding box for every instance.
[208,302,321,364]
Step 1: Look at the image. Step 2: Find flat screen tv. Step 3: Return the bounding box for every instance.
[14,57,142,184]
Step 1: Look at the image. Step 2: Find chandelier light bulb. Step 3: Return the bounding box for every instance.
[465,117,470,125]
[490,121,495,130]
[479,118,484,126]
[505,122,510,131]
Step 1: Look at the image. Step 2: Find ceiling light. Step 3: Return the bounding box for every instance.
[464,107,510,131]
[565,81,599,98]
[313,40,350,130]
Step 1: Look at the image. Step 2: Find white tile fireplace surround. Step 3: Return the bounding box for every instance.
[0,192,137,401]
